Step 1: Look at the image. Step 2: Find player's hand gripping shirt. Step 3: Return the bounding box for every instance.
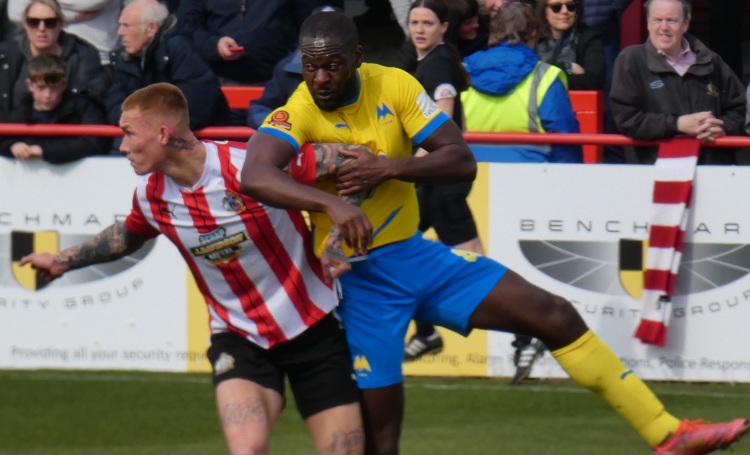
[259,63,450,257]
[124,141,336,349]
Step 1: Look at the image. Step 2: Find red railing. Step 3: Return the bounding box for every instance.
[0,123,671,144]
[3,123,750,146]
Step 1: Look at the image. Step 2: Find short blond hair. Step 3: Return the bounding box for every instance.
[122,82,190,129]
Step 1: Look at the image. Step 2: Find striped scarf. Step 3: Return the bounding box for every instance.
[634,138,700,346]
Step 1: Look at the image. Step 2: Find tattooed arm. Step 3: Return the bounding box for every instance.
[310,143,374,280]
[18,221,149,282]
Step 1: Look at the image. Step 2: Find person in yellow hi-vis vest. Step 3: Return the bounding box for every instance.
[461,1,582,164]
[462,2,583,385]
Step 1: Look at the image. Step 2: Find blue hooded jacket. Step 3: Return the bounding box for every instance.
[464,43,582,163]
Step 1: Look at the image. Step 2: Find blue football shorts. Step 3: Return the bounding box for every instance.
[337,232,508,389]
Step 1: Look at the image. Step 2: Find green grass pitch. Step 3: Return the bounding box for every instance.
[0,370,748,454]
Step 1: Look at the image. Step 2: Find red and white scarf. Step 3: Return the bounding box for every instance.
[634,138,700,346]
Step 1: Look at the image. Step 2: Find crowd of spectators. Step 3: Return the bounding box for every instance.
[0,0,749,166]
[0,0,340,162]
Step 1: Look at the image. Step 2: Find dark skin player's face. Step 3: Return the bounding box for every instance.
[300,36,364,111]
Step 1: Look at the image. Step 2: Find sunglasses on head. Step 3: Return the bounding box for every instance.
[548,1,577,13]
[25,17,61,29]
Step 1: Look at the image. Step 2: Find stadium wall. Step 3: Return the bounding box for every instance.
[2,154,749,382]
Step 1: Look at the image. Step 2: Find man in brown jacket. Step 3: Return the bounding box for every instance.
[610,0,745,164]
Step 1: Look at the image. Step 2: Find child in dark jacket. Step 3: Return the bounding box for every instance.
[0,54,112,164]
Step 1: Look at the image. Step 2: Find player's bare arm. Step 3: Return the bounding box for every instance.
[311,143,374,280]
[242,132,372,255]
[337,120,476,195]
[19,221,148,281]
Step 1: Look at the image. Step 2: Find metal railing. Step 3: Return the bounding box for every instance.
[2,123,750,160]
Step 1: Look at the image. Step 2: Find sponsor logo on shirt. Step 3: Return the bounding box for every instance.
[191,227,248,265]
[416,91,438,118]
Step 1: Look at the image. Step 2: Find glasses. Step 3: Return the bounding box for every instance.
[547,1,577,13]
[25,17,61,29]
[648,18,682,27]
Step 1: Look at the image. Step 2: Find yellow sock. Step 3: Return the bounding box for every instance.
[552,330,680,446]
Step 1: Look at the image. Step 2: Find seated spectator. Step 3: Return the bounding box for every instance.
[0,0,110,121]
[451,0,489,57]
[461,1,582,163]
[610,0,745,165]
[175,0,343,86]
[0,54,111,163]
[8,0,122,66]
[107,0,230,129]
[535,0,604,90]
[247,48,302,129]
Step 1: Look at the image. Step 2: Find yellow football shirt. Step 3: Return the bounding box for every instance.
[258,63,450,257]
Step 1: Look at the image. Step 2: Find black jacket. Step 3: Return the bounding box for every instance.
[610,35,746,164]
[0,30,110,121]
[107,15,230,129]
[536,25,605,91]
[0,91,112,164]
[175,0,344,85]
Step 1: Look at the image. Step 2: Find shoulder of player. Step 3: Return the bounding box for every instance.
[360,62,413,82]
[360,62,423,102]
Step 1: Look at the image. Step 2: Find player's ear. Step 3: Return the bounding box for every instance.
[353,45,365,68]
[158,125,170,146]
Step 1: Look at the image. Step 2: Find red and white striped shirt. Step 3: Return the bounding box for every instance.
[125,141,336,349]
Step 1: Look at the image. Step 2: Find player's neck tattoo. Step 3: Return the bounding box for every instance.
[168,136,197,151]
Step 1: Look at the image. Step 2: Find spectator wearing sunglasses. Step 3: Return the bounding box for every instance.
[610,0,745,165]
[535,0,604,91]
[8,0,122,66]
[0,0,110,121]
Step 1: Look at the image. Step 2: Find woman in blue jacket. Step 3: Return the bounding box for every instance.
[461,1,582,163]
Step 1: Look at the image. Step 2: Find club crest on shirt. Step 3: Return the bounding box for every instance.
[222,191,247,214]
[376,102,394,123]
[268,110,292,130]
[213,352,235,375]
